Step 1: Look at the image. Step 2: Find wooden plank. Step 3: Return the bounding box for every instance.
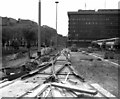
[51,82,97,95]
[51,87,63,97]
[91,83,116,98]
[62,81,101,97]
[42,88,51,97]
[0,81,13,88]
[0,79,8,84]
[57,55,66,61]
[23,83,50,97]
[0,80,38,97]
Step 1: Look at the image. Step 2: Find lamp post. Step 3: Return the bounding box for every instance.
[37,0,41,57]
[104,0,106,9]
[55,1,59,48]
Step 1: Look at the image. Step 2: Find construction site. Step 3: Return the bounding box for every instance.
[0,0,120,98]
[0,47,119,98]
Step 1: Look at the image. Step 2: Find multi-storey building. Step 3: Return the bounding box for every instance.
[67,9,120,47]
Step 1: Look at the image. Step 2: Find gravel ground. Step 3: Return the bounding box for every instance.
[70,52,119,97]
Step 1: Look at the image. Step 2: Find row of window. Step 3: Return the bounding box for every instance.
[69,29,118,32]
[69,17,118,21]
[69,21,116,25]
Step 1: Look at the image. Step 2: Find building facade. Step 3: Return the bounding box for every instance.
[67,9,120,47]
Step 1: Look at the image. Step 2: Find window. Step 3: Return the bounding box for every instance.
[76,34,78,37]
[88,22,91,24]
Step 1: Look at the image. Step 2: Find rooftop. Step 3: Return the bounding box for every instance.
[68,9,120,15]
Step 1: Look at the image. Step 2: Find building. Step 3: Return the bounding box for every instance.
[67,9,120,47]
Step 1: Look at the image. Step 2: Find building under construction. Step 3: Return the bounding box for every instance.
[67,9,120,47]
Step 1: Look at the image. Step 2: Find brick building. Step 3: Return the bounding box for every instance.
[67,9,120,47]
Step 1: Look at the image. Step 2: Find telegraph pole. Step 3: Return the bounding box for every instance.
[37,0,41,57]
[85,0,86,10]
[104,0,106,9]
[55,1,59,48]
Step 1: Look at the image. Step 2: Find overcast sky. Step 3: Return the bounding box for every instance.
[0,0,119,36]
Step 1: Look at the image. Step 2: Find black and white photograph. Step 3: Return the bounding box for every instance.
[0,0,120,98]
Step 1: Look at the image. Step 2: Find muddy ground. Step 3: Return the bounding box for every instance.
[70,52,119,97]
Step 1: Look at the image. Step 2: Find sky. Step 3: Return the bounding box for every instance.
[0,0,119,36]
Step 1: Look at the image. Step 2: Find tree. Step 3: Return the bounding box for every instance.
[41,25,57,47]
[2,27,13,47]
[11,38,20,52]
[22,28,37,58]
[23,28,37,43]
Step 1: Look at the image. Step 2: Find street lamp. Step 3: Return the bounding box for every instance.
[55,1,59,48]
